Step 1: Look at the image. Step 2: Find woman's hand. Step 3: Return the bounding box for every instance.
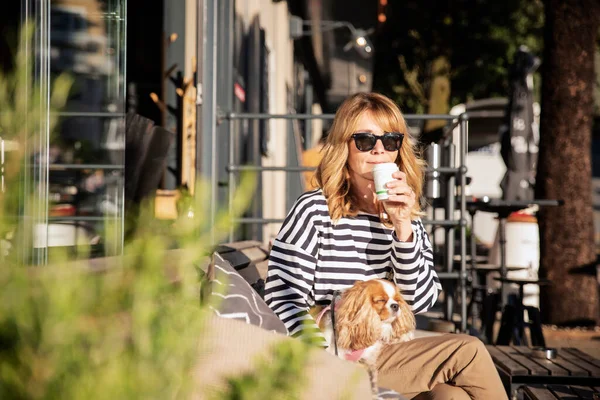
[382,170,416,241]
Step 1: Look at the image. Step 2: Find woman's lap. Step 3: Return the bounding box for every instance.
[376,333,507,400]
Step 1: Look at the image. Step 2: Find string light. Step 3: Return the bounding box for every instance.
[378,0,388,26]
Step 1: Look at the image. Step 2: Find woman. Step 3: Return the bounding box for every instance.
[265,92,506,399]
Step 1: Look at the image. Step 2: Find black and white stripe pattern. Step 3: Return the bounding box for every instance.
[265,189,442,345]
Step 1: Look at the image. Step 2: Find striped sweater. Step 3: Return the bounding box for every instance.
[265,189,442,345]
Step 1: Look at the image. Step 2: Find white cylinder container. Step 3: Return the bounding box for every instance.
[488,214,540,308]
[372,163,399,200]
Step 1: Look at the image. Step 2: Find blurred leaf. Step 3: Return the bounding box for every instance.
[0,21,306,400]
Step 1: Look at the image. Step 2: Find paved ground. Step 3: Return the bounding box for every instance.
[543,325,600,359]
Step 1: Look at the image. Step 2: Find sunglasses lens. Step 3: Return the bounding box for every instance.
[382,134,403,151]
[354,134,376,151]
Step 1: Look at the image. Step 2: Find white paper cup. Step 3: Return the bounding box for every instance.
[373,163,399,200]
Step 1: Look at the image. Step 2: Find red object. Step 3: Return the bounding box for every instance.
[49,204,76,217]
[234,82,246,103]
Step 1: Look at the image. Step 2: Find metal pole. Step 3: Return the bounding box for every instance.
[224,0,235,243]
[196,0,218,245]
[233,217,461,226]
[224,112,458,121]
[469,209,478,326]
[228,165,316,172]
[444,143,456,323]
[228,125,235,241]
[228,164,459,174]
[499,217,508,303]
[459,114,469,333]
[304,72,313,149]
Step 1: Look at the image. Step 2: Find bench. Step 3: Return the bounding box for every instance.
[206,241,404,399]
[486,345,600,399]
[213,240,269,296]
[521,384,600,399]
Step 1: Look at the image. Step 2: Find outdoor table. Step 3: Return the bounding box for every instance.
[465,197,562,344]
[466,197,563,301]
[494,277,552,346]
[468,265,529,344]
[486,345,600,399]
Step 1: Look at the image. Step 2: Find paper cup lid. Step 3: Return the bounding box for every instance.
[372,163,398,172]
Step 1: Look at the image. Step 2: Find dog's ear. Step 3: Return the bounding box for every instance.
[335,282,381,350]
[390,296,416,341]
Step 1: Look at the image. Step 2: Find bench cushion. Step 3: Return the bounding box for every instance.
[207,253,288,335]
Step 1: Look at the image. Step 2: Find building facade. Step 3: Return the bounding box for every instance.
[2,0,376,263]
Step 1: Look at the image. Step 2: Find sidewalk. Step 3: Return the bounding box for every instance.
[543,326,600,359]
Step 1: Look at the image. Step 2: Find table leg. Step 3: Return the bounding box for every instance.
[517,285,527,346]
[444,284,455,321]
[499,217,508,304]
[483,290,499,344]
[469,211,480,325]
[526,306,546,347]
[496,303,516,345]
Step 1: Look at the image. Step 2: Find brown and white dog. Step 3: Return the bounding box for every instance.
[313,279,415,396]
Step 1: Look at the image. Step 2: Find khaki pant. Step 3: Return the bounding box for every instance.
[376,334,508,400]
[194,316,507,399]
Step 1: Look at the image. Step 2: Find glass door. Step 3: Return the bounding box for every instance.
[20,0,126,263]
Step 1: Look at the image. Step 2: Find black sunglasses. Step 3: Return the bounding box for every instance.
[351,132,404,152]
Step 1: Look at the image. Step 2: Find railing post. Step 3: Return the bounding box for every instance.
[444,142,456,323]
[196,0,218,245]
[459,113,469,333]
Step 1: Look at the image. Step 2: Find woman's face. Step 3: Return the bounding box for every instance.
[347,111,399,187]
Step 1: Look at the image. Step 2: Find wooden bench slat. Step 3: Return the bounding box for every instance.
[240,247,269,264]
[568,385,597,399]
[255,260,269,281]
[558,349,600,376]
[547,384,581,399]
[513,354,554,376]
[563,349,600,369]
[551,356,594,377]
[511,347,571,377]
[496,346,551,376]
[558,350,600,377]
[523,385,559,400]
[486,345,529,375]
[220,240,264,250]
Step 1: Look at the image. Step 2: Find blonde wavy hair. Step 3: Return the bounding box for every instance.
[315,92,426,224]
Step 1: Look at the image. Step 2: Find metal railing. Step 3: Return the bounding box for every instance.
[220,111,470,332]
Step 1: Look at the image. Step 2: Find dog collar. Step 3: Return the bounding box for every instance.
[315,304,335,325]
[345,349,365,362]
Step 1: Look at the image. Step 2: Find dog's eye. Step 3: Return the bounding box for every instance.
[373,298,386,304]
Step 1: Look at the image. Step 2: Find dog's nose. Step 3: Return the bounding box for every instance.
[390,303,399,312]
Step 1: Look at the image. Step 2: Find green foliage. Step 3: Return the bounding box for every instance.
[0,24,210,400]
[373,0,545,112]
[0,23,309,400]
